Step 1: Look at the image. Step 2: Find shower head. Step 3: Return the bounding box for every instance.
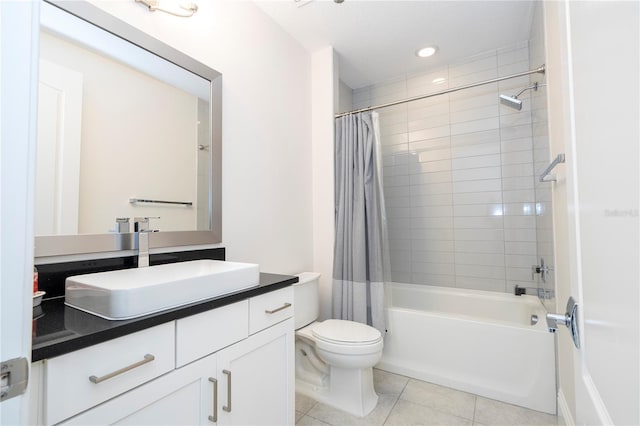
[499,82,538,111]
[500,94,523,110]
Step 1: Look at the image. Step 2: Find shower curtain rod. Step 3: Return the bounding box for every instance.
[335,64,545,118]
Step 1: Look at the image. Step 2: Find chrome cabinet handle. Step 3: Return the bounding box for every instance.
[208,377,218,422]
[265,302,292,314]
[222,369,232,412]
[89,354,155,384]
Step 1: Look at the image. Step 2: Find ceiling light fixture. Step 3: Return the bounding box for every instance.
[416,46,438,58]
[135,0,198,18]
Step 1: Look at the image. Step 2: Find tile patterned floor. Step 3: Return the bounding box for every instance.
[295,369,560,426]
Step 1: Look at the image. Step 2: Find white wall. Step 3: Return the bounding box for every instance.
[81,0,314,274]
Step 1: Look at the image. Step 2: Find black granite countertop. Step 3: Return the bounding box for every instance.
[32,272,297,362]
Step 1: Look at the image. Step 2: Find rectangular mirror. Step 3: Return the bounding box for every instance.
[35,0,222,257]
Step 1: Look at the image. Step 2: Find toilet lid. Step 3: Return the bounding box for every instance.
[312,319,381,344]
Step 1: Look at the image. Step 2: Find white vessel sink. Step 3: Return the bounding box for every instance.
[65,260,259,320]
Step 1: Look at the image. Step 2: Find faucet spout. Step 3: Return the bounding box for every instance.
[134,217,158,268]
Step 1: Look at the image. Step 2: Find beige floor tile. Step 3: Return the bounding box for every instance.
[374,368,410,396]
[297,415,332,426]
[385,399,473,426]
[474,397,559,426]
[296,410,306,423]
[307,394,398,426]
[400,379,476,420]
[297,392,318,414]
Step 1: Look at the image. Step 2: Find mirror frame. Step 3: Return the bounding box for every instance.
[35,0,222,257]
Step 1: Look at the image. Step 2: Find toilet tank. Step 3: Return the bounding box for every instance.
[294,272,321,329]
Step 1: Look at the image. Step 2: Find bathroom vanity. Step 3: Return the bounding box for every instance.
[29,272,296,425]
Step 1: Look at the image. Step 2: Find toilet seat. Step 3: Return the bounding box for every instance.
[312,319,382,345]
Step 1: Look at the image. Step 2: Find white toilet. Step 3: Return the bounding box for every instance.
[293,272,383,417]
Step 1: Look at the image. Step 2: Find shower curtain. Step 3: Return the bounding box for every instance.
[333,111,389,333]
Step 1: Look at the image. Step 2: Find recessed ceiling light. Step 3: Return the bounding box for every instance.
[416,46,438,58]
[432,77,446,85]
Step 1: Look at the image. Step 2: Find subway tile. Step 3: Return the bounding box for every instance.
[409,136,451,152]
[453,178,502,193]
[504,228,537,242]
[498,60,530,77]
[502,176,535,190]
[453,203,504,217]
[502,189,536,203]
[451,142,501,159]
[412,239,455,252]
[456,264,506,280]
[409,171,452,186]
[417,149,452,162]
[411,250,455,264]
[390,253,411,271]
[411,227,455,240]
[380,121,409,137]
[501,137,533,153]
[379,109,408,127]
[383,152,410,167]
[448,81,498,101]
[407,95,449,113]
[502,163,534,178]
[450,93,497,112]
[412,261,455,275]
[410,159,451,174]
[388,227,413,240]
[498,75,531,92]
[390,271,412,283]
[455,276,506,292]
[412,216,454,229]
[502,150,534,165]
[500,123,533,140]
[503,202,537,216]
[450,68,498,88]
[454,240,505,254]
[411,273,456,287]
[452,154,501,170]
[453,191,502,205]
[449,55,497,78]
[410,195,453,208]
[451,129,500,147]
[383,185,411,198]
[454,228,505,242]
[388,217,411,229]
[389,238,411,251]
[455,252,505,267]
[506,267,533,282]
[409,170,454,186]
[497,47,529,67]
[453,216,503,229]
[450,105,499,124]
[451,117,500,136]
[381,143,409,156]
[408,113,450,132]
[452,166,502,182]
[411,205,455,218]
[409,125,451,142]
[383,164,409,177]
[506,254,538,268]
[407,68,449,90]
[380,132,409,146]
[505,241,537,255]
[386,206,412,218]
[383,175,411,188]
[503,215,536,229]
[499,110,532,127]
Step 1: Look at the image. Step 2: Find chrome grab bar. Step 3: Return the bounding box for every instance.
[265,303,292,314]
[539,153,566,182]
[89,354,155,384]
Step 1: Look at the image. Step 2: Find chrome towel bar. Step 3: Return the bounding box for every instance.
[129,198,193,206]
[539,153,566,182]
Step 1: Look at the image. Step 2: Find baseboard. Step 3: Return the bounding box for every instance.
[558,389,575,426]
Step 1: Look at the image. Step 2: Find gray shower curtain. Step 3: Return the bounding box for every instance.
[333,111,388,333]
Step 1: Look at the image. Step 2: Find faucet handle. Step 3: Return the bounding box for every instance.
[133,216,160,232]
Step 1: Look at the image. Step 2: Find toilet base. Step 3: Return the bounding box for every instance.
[296,365,379,417]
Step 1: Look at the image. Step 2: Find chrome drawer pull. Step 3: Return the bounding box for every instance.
[265,302,291,314]
[208,377,218,422]
[89,354,155,384]
[222,369,232,412]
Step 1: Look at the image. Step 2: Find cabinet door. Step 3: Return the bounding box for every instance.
[62,354,218,425]
[217,318,294,426]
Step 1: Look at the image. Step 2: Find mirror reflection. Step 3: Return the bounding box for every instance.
[36,3,212,236]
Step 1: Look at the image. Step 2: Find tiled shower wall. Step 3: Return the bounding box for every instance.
[353,42,545,294]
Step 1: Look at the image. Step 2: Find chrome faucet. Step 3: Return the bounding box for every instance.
[134,217,158,268]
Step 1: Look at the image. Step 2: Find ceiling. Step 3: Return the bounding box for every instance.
[253,0,536,89]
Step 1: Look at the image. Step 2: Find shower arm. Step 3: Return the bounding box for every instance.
[512,82,539,98]
[335,64,546,118]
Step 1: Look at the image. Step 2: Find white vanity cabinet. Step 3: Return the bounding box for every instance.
[35,286,295,426]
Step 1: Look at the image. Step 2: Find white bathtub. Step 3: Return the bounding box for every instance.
[377,283,556,414]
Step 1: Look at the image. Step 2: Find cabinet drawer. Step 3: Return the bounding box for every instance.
[176,300,248,367]
[45,322,175,425]
[249,286,294,334]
